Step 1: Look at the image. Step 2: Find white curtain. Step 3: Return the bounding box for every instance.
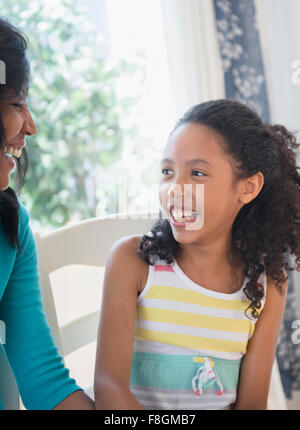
[160,0,225,119]
[255,0,300,134]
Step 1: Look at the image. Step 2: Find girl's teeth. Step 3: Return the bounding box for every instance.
[174,216,195,222]
[173,211,193,218]
[172,210,199,222]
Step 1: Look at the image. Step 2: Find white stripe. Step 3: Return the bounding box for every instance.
[133,391,234,403]
[133,339,243,360]
[152,259,267,303]
[138,398,232,410]
[130,384,236,393]
[151,273,196,291]
[141,298,251,320]
[131,388,235,400]
[136,319,248,342]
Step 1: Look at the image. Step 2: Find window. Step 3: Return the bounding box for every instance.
[4,0,175,233]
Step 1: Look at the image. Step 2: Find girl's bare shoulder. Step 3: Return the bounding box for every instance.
[108,234,150,293]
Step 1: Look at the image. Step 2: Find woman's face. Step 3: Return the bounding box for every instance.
[159,123,244,245]
[0,91,37,191]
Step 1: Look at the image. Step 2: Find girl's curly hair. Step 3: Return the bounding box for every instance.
[137,99,300,320]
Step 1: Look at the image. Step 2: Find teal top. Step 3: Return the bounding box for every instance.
[0,199,82,410]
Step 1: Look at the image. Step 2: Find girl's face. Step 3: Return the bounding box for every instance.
[159,123,244,245]
[0,91,37,191]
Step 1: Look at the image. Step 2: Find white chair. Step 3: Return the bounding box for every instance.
[1,210,288,409]
[33,211,156,402]
[0,346,19,410]
[267,356,288,409]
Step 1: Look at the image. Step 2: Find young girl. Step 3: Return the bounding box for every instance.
[94,99,300,410]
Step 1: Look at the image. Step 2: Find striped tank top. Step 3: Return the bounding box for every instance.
[129,257,267,410]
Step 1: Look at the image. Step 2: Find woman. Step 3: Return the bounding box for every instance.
[0,18,94,410]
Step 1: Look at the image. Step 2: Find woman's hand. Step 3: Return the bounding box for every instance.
[53,390,95,410]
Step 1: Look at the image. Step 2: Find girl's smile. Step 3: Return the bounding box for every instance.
[169,203,202,228]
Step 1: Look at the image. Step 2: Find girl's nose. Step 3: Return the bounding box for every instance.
[168,182,194,210]
[168,182,191,198]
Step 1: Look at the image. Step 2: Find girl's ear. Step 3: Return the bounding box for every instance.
[239,172,264,204]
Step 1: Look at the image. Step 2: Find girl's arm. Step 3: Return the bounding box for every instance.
[233,270,288,410]
[94,235,145,410]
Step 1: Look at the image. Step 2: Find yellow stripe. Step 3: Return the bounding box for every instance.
[145,285,254,311]
[249,321,255,338]
[137,306,253,333]
[135,327,247,354]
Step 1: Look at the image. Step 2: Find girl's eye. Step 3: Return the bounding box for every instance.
[161,169,206,177]
[161,168,172,175]
[192,170,206,177]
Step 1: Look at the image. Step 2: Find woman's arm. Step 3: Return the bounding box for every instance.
[0,203,94,410]
[233,270,288,409]
[94,235,145,410]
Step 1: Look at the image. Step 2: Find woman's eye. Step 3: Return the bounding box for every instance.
[12,103,26,111]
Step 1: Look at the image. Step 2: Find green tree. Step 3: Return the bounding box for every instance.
[1,0,139,231]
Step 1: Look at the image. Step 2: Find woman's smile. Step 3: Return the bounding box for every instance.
[1,147,16,167]
[0,143,26,190]
[4,145,24,158]
[1,144,24,169]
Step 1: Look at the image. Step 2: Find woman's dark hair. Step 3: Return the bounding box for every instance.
[137,99,300,319]
[0,18,30,250]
